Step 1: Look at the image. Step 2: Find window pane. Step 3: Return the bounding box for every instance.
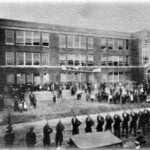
[25,31,32,45]
[88,37,93,49]
[74,36,80,48]
[33,32,40,45]
[6,29,14,44]
[42,53,50,65]
[117,39,123,50]
[16,52,24,65]
[59,34,66,48]
[17,74,25,84]
[6,52,14,65]
[80,36,86,49]
[33,53,40,65]
[26,53,32,65]
[67,35,74,48]
[7,74,14,84]
[16,31,24,45]
[42,33,49,47]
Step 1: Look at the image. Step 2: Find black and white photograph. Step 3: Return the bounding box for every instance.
[0,0,150,149]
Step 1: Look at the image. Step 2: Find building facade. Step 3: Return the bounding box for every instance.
[0,19,149,92]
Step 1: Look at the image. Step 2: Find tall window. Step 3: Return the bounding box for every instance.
[101,56,107,66]
[80,54,86,66]
[143,39,149,48]
[5,29,14,44]
[124,56,129,66]
[33,32,40,45]
[33,53,40,65]
[117,39,123,50]
[80,36,86,49]
[59,54,66,65]
[42,33,49,47]
[25,31,32,45]
[74,36,80,48]
[59,34,66,48]
[87,37,94,49]
[26,53,32,65]
[126,39,129,50]
[16,30,24,45]
[67,35,74,48]
[107,38,113,50]
[7,74,14,84]
[101,38,107,50]
[42,53,50,65]
[87,55,94,66]
[16,52,24,65]
[6,52,14,66]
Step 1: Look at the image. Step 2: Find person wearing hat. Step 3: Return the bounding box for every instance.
[138,110,146,135]
[85,115,95,133]
[96,114,104,132]
[105,114,113,131]
[55,120,65,148]
[26,126,36,148]
[122,112,130,138]
[71,115,81,135]
[130,111,138,136]
[43,122,53,148]
[113,114,122,138]
[135,130,146,149]
[143,109,150,132]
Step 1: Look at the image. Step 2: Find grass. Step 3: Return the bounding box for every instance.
[2,90,150,125]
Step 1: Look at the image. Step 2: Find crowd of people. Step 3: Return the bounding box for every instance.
[3,108,150,149]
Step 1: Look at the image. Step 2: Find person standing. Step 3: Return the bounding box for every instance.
[113,114,122,138]
[85,115,94,133]
[96,114,104,132]
[71,115,81,135]
[105,114,113,131]
[122,112,130,138]
[43,122,53,148]
[130,111,138,136]
[26,127,36,148]
[55,120,65,148]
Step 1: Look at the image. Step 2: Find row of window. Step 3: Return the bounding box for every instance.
[6,52,50,66]
[6,30,50,47]
[102,72,130,82]
[59,54,93,66]
[101,56,129,66]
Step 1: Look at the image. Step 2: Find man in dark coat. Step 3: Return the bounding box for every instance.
[122,112,130,138]
[113,114,122,138]
[71,115,81,135]
[138,110,146,135]
[26,127,36,148]
[43,122,53,147]
[4,125,15,147]
[130,111,138,136]
[105,114,113,131]
[143,109,150,132]
[85,115,94,133]
[29,92,35,106]
[55,120,65,148]
[96,114,104,132]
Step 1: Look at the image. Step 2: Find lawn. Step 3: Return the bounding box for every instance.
[2,90,150,125]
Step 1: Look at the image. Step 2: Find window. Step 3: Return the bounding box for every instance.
[143,56,149,64]
[17,74,25,84]
[124,56,129,66]
[126,40,129,50]
[87,55,94,66]
[117,39,123,50]
[59,34,66,48]
[5,29,14,44]
[42,33,49,47]
[67,54,74,65]
[67,35,74,48]
[143,40,149,48]
[16,30,24,45]
[80,36,86,49]
[113,56,119,66]
[7,74,14,84]
[107,38,113,50]
[119,56,124,66]
[108,56,114,66]
[101,38,107,50]
[74,36,80,48]
[26,53,32,65]
[33,32,40,45]
[6,52,14,66]
[33,53,40,65]
[59,54,66,65]
[87,37,93,49]
[16,52,24,65]
[81,54,86,66]
[42,53,50,65]
[101,56,107,66]
[74,54,80,66]
[27,74,33,84]
[25,31,32,45]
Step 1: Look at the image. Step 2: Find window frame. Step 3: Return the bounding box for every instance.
[6,52,14,66]
[5,29,15,45]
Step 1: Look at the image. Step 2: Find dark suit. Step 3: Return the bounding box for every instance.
[96,115,104,132]
[105,115,113,131]
[85,117,94,133]
[130,112,138,136]
[72,117,81,135]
